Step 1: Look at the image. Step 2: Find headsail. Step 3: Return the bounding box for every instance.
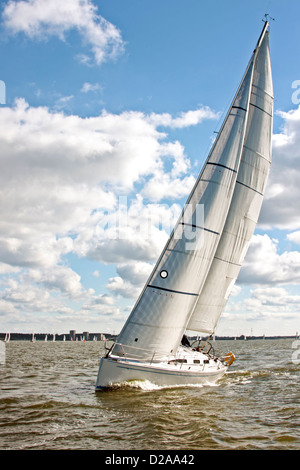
[187,22,273,334]
[113,32,258,360]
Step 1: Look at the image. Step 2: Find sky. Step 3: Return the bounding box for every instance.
[0,0,300,337]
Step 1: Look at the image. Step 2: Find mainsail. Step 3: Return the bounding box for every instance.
[113,21,273,360]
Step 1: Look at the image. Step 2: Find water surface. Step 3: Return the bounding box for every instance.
[0,339,299,450]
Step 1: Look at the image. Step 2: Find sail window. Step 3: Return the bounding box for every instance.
[160,270,168,279]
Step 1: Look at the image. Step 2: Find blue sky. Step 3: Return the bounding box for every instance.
[0,0,300,337]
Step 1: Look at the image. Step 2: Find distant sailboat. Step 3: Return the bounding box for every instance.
[45,334,48,342]
[31,333,36,343]
[4,333,10,343]
[96,20,273,389]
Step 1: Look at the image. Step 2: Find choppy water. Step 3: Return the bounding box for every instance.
[0,339,299,450]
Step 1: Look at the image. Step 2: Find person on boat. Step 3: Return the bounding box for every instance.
[181,335,191,347]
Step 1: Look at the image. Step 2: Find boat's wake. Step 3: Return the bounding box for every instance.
[106,379,221,392]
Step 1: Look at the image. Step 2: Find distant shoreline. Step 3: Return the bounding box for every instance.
[0,332,116,342]
[1,332,298,341]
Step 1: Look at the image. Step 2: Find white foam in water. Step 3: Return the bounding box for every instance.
[126,380,162,390]
[113,379,221,391]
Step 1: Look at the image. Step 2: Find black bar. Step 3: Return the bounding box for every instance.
[147,284,199,297]
[206,162,237,173]
[232,105,248,112]
[180,222,219,236]
[236,180,264,196]
[250,102,272,117]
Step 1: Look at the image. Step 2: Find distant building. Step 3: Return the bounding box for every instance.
[70,330,76,341]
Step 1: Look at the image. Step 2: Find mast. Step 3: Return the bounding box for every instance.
[254,19,269,51]
[187,21,273,334]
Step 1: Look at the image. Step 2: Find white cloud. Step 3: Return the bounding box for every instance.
[0,299,17,315]
[260,106,300,230]
[81,293,116,311]
[238,234,300,286]
[116,261,153,286]
[220,105,300,334]
[222,103,300,332]
[54,95,74,110]
[148,107,220,129]
[4,97,300,333]
[106,261,153,299]
[250,287,300,307]
[2,278,72,315]
[26,265,85,298]
[77,195,182,265]
[142,172,195,202]
[141,140,196,201]
[2,0,125,65]
[287,230,300,245]
[81,82,102,93]
[106,276,139,299]
[80,294,122,327]
[223,285,300,334]
[0,97,219,330]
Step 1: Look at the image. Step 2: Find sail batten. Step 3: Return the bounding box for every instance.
[180,222,220,235]
[147,285,199,297]
[250,102,272,117]
[236,180,264,196]
[206,162,238,173]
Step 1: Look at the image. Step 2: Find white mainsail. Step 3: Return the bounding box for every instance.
[187,23,273,334]
[113,35,260,360]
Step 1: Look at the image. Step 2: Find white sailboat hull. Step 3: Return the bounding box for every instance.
[95,352,227,390]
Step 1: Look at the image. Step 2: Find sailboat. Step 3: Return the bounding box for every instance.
[4,333,10,343]
[96,20,273,389]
